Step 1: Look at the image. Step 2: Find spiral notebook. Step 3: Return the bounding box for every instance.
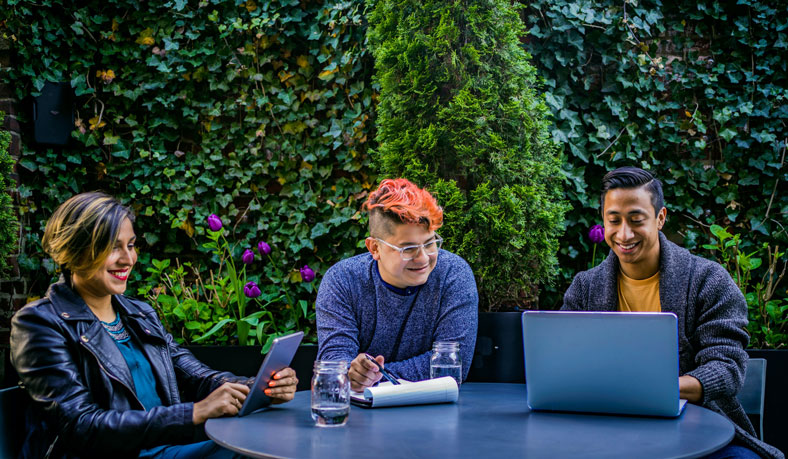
[350,377,459,408]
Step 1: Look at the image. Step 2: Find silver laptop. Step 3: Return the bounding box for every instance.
[522,311,688,417]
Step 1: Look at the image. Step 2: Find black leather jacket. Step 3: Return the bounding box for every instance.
[10,281,248,458]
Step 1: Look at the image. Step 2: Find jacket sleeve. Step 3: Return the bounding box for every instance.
[685,264,750,404]
[10,304,198,455]
[168,333,252,401]
[385,260,478,382]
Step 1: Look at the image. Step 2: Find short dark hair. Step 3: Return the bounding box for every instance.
[42,191,135,279]
[600,167,664,216]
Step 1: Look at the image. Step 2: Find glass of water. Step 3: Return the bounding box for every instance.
[311,360,350,427]
[430,341,462,386]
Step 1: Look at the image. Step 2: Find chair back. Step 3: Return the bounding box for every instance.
[737,358,767,441]
[0,386,30,458]
[467,312,525,383]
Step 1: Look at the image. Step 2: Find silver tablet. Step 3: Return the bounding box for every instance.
[238,331,304,417]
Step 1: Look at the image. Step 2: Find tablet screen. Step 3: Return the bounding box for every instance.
[238,331,304,416]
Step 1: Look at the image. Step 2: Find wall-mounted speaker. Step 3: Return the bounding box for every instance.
[33,82,74,146]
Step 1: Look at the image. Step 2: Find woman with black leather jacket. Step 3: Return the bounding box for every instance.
[10,192,298,458]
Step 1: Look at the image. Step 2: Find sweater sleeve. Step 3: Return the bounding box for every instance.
[385,259,479,382]
[561,271,589,311]
[316,265,361,363]
[685,264,750,404]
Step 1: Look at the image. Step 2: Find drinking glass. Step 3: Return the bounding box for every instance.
[310,360,350,427]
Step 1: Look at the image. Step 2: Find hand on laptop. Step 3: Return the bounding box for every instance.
[350,353,385,392]
[266,367,299,404]
[679,375,703,403]
[193,382,250,424]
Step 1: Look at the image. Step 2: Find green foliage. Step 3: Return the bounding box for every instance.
[2,0,376,341]
[0,112,18,276]
[703,225,787,348]
[368,0,568,310]
[138,225,316,352]
[524,0,788,331]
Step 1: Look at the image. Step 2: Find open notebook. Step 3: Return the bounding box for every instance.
[350,377,459,408]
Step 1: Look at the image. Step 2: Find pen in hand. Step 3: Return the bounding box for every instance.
[364,353,401,385]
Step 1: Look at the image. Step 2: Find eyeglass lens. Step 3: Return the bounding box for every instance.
[401,239,442,259]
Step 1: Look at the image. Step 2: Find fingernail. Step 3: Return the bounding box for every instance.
[269,381,276,387]
[265,389,272,395]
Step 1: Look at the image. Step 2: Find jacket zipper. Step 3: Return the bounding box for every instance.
[80,341,146,410]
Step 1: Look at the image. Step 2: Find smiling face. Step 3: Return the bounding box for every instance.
[602,186,666,279]
[365,223,439,288]
[72,217,138,300]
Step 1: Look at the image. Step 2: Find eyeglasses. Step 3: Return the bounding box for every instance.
[375,235,443,261]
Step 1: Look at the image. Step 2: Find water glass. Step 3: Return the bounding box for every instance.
[310,360,350,427]
[430,341,462,386]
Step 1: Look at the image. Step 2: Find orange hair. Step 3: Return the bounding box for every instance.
[364,178,443,231]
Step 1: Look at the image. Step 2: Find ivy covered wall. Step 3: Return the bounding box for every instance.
[1,0,786,345]
[1,0,376,304]
[523,0,787,346]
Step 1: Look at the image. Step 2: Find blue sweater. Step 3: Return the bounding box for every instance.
[316,250,478,382]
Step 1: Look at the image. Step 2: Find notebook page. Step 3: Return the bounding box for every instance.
[361,377,459,407]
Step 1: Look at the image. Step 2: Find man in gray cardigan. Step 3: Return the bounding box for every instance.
[563,167,782,459]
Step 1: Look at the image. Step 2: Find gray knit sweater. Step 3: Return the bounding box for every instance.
[316,250,478,382]
[563,232,783,459]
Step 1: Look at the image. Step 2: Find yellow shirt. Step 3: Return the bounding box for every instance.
[617,270,661,312]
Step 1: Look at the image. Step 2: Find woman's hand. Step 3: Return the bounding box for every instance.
[266,367,298,404]
[192,382,250,424]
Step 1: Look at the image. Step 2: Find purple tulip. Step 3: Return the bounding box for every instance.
[258,241,272,256]
[242,248,255,265]
[588,224,605,244]
[207,214,223,232]
[300,264,316,283]
[243,281,261,298]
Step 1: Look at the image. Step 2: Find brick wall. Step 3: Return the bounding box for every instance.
[0,35,24,386]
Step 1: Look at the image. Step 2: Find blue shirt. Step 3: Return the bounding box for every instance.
[316,249,478,382]
[101,313,163,411]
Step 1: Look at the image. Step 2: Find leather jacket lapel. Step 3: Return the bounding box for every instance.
[77,320,136,394]
[115,295,177,405]
[47,281,137,395]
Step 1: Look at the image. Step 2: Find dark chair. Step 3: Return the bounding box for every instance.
[0,386,30,458]
[737,358,767,441]
[466,312,525,383]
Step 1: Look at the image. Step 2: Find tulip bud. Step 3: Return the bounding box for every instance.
[207,214,223,232]
[242,249,255,265]
[243,281,261,298]
[300,264,316,283]
[588,224,605,244]
[258,241,272,256]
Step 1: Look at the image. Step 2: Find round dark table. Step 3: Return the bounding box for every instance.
[205,383,734,459]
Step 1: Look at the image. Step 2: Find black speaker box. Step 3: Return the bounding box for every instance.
[33,81,74,146]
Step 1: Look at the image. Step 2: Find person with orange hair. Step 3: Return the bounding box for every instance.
[316,178,478,391]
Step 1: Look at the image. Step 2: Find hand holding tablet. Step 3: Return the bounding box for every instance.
[238,331,304,416]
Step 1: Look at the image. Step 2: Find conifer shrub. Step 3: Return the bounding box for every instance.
[368,0,568,309]
[0,114,18,276]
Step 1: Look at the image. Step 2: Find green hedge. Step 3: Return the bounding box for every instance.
[1,0,375,340]
[368,0,568,310]
[0,112,17,277]
[523,0,788,345]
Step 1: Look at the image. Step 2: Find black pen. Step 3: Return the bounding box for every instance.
[364,353,401,385]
